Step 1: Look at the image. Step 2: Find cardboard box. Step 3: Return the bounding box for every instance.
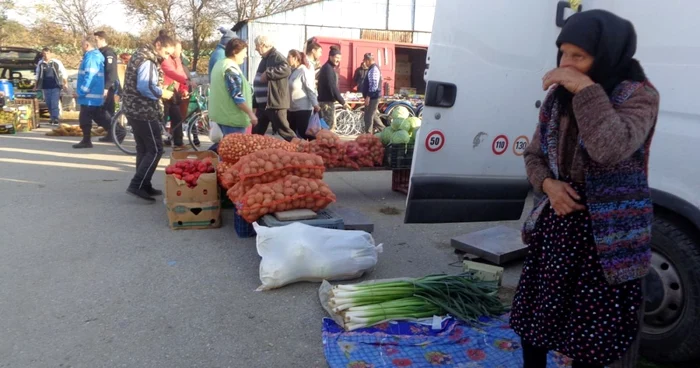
[395,62,412,76]
[394,75,412,89]
[165,151,221,229]
[396,54,410,62]
[166,200,221,230]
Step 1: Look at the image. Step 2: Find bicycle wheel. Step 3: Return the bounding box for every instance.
[111,109,137,155]
[187,111,210,151]
[335,109,356,135]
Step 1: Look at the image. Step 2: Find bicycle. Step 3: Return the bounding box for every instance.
[334,104,365,136]
[111,86,210,155]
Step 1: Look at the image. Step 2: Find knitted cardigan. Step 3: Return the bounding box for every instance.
[522,81,656,285]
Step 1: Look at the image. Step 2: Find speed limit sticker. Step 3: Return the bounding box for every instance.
[492,135,509,155]
[425,131,445,152]
[512,135,530,156]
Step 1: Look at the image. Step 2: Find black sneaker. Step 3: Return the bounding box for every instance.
[192,139,201,147]
[144,187,163,196]
[163,139,172,147]
[126,187,156,202]
[72,141,93,149]
[50,120,59,126]
[98,135,114,143]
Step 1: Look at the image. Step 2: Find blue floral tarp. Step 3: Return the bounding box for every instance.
[322,315,573,368]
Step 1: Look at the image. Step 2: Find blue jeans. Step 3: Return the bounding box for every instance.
[208,123,247,152]
[43,88,61,120]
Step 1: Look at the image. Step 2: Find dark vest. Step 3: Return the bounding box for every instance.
[122,45,164,122]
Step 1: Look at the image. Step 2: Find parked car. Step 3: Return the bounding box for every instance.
[0,46,74,115]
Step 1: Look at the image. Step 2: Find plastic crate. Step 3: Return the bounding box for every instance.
[386,143,414,169]
[234,211,256,238]
[392,169,410,194]
[258,209,344,230]
[220,187,235,209]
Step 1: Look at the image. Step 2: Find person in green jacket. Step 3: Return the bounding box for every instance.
[209,38,257,150]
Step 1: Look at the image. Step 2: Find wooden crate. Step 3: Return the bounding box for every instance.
[10,98,39,129]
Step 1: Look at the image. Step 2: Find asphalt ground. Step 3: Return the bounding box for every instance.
[0,126,525,368]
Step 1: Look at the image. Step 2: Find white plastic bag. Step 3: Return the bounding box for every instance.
[253,222,383,291]
[209,121,223,143]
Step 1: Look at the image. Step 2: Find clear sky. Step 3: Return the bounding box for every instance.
[7,0,138,34]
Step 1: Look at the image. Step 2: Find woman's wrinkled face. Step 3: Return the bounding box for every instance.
[559,43,594,74]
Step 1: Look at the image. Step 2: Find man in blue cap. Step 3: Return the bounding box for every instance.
[208,27,237,78]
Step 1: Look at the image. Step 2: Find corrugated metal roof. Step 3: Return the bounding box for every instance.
[360,29,413,43]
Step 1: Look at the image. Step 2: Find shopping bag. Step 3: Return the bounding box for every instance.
[209,122,223,143]
[306,112,322,136]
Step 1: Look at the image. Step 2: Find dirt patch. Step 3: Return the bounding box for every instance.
[379,206,401,215]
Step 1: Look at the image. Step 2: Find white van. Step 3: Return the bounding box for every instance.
[408,0,700,363]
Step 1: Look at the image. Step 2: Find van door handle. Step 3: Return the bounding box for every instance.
[425,81,456,108]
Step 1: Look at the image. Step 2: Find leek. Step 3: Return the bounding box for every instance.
[327,273,508,330]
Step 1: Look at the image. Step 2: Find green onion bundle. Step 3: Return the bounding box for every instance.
[328,273,508,331]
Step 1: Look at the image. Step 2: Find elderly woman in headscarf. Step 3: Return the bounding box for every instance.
[510,10,660,368]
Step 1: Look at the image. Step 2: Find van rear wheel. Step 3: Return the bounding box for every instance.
[640,215,700,363]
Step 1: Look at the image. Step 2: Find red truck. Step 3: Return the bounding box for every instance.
[313,37,428,96]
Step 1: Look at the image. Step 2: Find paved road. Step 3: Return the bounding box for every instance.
[0,128,523,368]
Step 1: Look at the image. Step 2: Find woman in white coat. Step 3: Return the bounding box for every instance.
[287,49,319,139]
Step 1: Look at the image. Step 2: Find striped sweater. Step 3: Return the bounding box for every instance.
[522,81,660,285]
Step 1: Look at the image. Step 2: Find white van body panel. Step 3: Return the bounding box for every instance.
[408,0,700,223]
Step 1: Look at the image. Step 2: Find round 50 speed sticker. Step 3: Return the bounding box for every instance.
[425,131,445,152]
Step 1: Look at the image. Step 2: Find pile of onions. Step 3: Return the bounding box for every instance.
[235,175,336,222]
[226,149,326,201]
[217,134,294,165]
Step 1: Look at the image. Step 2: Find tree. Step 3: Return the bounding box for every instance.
[219,0,314,24]
[121,0,183,35]
[0,0,14,44]
[182,0,220,70]
[35,0,101,39]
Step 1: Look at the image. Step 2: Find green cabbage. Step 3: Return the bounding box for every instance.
[380,128,394,145]
[405,117,421,133]
[409,128,418,144]
[390,106,411,120]
[399,119,412,132]
[390,118,404,131]
[390,130,411,144]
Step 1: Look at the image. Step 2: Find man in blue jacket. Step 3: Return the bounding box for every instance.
[73,36,112,149]
[208,27,237,79]
[361,53,385,133]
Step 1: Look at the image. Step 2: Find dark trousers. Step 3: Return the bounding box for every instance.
[164,99,183,146]
[288,110,312,139]
[363,98,385,133]
[102,87,116,120]
[129,118,163,190]
[252,108,296,141]
[79,105,111,140]
[522,342,604,368]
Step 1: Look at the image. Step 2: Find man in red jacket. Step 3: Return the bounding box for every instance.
[161,40,192,150]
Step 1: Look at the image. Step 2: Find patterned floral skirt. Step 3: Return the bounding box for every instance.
[510,200,643,366]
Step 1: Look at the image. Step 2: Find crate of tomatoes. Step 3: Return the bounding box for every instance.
[164,151,221,230]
